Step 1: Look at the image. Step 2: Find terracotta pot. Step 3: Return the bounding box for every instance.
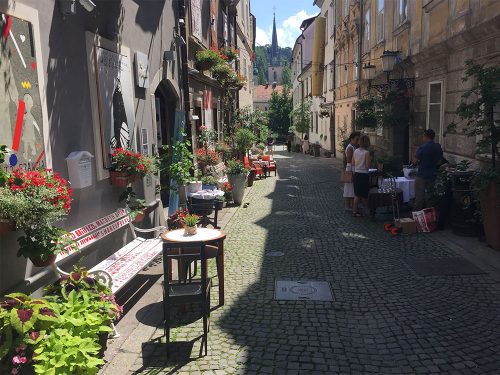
[0,219,16,235]
[133,209,146,223]
[30,253,57,267]
[184,226,197,236]
[110,171,130,187]
[481,183,500,251]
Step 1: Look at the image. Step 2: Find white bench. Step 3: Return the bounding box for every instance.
[53,205,166,336]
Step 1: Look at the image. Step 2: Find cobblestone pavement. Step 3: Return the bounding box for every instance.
[107,151,500,374]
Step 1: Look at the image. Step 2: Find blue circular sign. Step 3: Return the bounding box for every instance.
[9,154,18,167]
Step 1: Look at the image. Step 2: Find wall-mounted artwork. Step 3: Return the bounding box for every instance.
[0,13,45,169]
[95,46,135,168]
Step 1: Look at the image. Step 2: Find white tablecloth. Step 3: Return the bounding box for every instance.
[187,189,224,200]
[383,177,415,203]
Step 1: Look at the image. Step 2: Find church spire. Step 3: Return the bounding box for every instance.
[271,9,279,66]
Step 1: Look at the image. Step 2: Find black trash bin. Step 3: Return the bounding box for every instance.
[450,171,478,236]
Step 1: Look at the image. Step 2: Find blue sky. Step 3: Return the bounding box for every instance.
[252,0,319,48]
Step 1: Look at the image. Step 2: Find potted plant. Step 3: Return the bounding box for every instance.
[195,48,225,71]
[211,63,233,82]
[221,182,233,204]
[183,214,199,236]
[160,139,194,201]
[225,159,249,205]
[109,148,157,186]
[354,98,379,129]
[167,208,189,230]
[195,148,220,171]
[201,175,218,190]
[235,128,257,159]
[0,293,59,375]
[215,142,231,162]
[448,60,500,250]
[17,226,76,267]
[119,187,147,223]
[219,46,239,62]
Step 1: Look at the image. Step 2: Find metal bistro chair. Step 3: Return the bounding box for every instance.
[188,197,220,229]
[162,241,212,356]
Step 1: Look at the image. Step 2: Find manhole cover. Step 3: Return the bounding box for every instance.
[274,280,334,301]
[266,251,284,257]
[404,257,486,276]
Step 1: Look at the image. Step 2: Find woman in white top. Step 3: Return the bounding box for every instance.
[352,135,372,217]
[302,134,309,154]
[343,132,360,210]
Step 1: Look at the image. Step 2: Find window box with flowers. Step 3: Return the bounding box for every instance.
[195,48,225,71]
[109,148,158,187]
[210,63,234,82]
[219,46,239,63]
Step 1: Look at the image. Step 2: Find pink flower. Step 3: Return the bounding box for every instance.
[12,355,27,365]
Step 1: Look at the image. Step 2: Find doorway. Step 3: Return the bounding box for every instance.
[154,80,177,206]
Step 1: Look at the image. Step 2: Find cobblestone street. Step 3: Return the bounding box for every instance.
[104,151,500,375]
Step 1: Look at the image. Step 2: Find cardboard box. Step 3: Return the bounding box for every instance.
[396,218,417,234]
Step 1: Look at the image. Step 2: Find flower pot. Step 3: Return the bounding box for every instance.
[0,219,16,234]
[228,173,247,205]
[247,169,256,187]
[110,171,130,187]
[133,209,146,223]
[184,226,197,236]
[481,183,500,251]
[29,253,57,267]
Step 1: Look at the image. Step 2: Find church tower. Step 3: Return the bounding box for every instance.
[268,9,283,84]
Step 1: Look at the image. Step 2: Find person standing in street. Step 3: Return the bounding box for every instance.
[302,134,309,154]
[343,132,360,211]
[413,129,443,211]
[352,135,372,217]
[267,134,275,155]
[286,133,293,153]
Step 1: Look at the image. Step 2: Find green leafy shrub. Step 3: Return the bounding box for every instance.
[235,128,257,156]
[225,159,249,175]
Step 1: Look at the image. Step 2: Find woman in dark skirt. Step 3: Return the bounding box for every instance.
[352,135,372,217]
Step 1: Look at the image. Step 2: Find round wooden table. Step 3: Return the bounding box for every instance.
[161,228,226,306]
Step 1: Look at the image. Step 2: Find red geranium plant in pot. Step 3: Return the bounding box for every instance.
[109,148,158,187]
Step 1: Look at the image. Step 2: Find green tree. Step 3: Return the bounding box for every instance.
[267,88,293,138]
[290,101,312,138]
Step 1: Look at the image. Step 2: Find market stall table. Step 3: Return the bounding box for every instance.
[187,189,225,228]
[161,228,226,306]
[382,177,415,203]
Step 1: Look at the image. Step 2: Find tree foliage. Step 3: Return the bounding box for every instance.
[290,101,312,137]
[282,64,292,87]
[267,88,293,138]
[448,60,500,166]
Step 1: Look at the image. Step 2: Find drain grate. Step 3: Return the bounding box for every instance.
[404,257,486,276]
[274,280,334,301]
[266,251,284,257]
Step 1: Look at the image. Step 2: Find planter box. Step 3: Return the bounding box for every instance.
[109,171,141,187]
[481,183,500,251]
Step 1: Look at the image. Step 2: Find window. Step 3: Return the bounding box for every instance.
[335,60,341,88]
[334,0,341,27]
[427,81,444,144]
[376,0,384,42]
[343,0,349,19]
[330,2,335,34]
[316,113,319,133]
[363,6,370,53]
[343,49,348,85]
[353,39,359,80]
[397,0,407,25]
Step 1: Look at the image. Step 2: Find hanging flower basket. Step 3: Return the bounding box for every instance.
[0,219,16,234]
[110,171,132,186]
[30,253,57,267]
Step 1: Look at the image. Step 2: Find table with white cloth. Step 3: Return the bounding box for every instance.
[382,177,416,203]
[187,189,225,200]
[187,190,224,228]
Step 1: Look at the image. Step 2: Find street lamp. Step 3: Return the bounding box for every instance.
[363,63,376,94]
[381,50,398,81]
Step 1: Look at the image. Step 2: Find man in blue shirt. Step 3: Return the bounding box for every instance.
[414,129,443,210]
